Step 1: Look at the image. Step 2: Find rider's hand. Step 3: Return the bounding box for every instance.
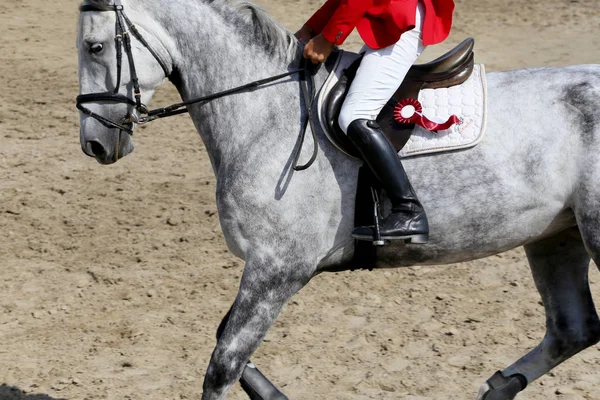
[303,34,334,64]
[294,25,314,43]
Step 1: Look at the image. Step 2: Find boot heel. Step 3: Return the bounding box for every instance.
[406,234,429,244]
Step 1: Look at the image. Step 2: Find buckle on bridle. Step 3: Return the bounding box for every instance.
[124,112,150,125]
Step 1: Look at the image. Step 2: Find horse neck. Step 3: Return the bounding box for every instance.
[151,0,303,173]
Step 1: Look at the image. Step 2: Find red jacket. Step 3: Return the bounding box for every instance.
[305,0,455,49]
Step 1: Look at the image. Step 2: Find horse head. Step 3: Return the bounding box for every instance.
[76,0,172,164]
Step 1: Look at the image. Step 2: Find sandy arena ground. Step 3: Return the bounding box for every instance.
[1,0,600,399]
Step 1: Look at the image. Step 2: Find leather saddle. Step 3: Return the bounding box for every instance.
[324,38,475,158]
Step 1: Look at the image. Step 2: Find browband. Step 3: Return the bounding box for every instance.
[79,4,114,12]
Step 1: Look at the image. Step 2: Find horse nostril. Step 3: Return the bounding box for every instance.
[87,140,107,158]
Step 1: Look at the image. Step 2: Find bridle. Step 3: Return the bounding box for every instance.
[76,0,318,170]
[77,0,171,134]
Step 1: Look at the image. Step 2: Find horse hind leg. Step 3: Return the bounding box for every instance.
[477,227,600,400]
[576,179,600,267]
[571,74,600,266]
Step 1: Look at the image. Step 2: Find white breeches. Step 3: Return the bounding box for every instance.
[338,1,426,134]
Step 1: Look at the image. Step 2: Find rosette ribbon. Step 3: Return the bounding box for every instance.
[393,98,460,131]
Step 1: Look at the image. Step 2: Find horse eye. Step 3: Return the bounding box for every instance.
[90,43,104,54]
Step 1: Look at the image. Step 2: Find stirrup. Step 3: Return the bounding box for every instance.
[371,187,386,247]
[352,187,429,245]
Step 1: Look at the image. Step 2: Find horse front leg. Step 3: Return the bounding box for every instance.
[215,309,288,399]
[477,228,600,400]
[202,255,314,400]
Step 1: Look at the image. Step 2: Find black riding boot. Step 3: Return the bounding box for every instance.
[347,119,429,243]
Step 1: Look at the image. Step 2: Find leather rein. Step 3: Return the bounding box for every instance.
[76,1,318,170]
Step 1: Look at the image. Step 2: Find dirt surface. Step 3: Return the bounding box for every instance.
[1,0,600,399]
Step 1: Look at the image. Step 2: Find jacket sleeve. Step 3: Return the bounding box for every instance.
[305,0,342,35]
[306,0,376,45]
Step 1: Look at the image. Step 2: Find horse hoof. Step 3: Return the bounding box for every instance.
[477,371,525,400]
[476,383,491,400]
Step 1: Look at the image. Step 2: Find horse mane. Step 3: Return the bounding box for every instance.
[79,0,298,61]
[206,0,299,62]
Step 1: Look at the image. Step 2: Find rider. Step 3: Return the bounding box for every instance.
[295,0,454,243]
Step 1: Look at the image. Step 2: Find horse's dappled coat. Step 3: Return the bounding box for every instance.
[77,1,600,399]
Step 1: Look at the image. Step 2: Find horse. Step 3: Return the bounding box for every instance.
[76,0,600,399]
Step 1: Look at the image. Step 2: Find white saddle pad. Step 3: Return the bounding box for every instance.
[317,50,488,158]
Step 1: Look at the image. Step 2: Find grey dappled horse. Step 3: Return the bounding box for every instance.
[76,0,600,399]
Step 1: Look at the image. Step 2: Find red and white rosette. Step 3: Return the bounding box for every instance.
[393,98,460,131]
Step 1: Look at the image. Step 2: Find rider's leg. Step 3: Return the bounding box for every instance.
[338,2,427,241]
[338,2,425,133]
[347,119,429,243]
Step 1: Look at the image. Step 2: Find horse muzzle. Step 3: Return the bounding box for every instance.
[81,124,134,164]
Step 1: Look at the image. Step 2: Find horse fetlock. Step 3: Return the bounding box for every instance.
[477,371,526,400]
